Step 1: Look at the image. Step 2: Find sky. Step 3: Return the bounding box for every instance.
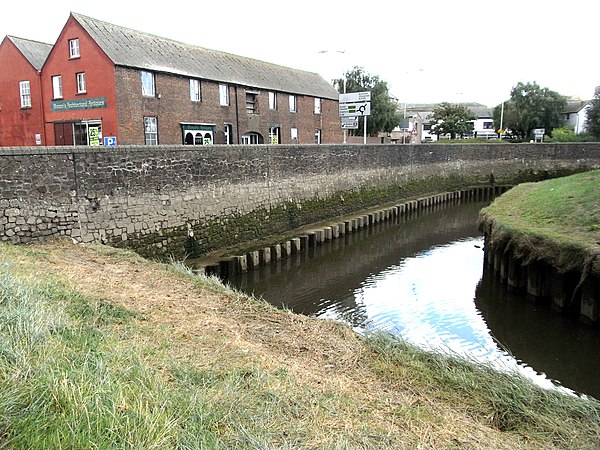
[2,0,598,107]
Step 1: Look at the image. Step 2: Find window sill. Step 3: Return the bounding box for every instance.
[20,106,32,110]
[76,91,87,95]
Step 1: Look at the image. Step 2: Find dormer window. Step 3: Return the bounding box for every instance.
[69,38,80,58]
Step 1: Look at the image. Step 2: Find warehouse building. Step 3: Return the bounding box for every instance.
[0,13,342,146]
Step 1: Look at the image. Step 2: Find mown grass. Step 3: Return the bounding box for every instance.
[479,169,600,275]
[1,242,600,448]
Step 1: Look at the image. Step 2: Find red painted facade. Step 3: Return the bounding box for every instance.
[41,16,119,146]
[0,37,46,146]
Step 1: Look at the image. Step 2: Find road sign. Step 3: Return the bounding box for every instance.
[104,136,117,146]
[339,102,370,117]
[339,91,371,103]
[341,116,358,129]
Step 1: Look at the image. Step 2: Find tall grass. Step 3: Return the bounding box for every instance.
[0,263,193,449]
[366,332,600,446]
[0,261,392,449]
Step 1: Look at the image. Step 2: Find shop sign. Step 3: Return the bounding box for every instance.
[51,97,107,112]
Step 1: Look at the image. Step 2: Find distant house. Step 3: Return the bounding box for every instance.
[562,100,590,134]
[467,106,496,138]
[391,103,495,143]
[0,13,342,147]
[0,36,52,146]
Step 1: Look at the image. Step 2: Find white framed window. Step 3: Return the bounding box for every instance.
[73,120,102,146]
[144,116,158,145]
[269,91,277,110]
[241,133,260,144]
[19,80,31,108]
[246,92,257,114]
[269,126,280,144]
[314,129,321,144]
[219,84,229,106]
[289,94,296,112]
[290,127,298,141]
[52,75,62,99]
[190,79,201,102]
[224,123,233,144]
[314,97,321,114]
[141,71,155,97]
[76,72,86,93]
[69,38,80,58]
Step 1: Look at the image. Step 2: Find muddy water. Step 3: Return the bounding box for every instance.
[227,201,600,399]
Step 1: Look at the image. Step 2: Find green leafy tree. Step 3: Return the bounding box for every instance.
[429,103,476,139]
[495,82,566,140]
[333,66,401,136]
[585,86,600,138]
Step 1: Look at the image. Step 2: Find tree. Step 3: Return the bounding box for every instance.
[494,82,566,140]
[333,66,401,136]
[429,103,476,139]
[586,86,600,138]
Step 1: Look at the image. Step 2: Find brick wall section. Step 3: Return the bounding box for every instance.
[114,67,342,145]
[1,143,599,259]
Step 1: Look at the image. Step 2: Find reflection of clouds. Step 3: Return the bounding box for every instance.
[355,237,572,394]
[358,238,490,354]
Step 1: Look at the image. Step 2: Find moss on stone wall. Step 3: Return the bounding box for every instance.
[119,165,596,262]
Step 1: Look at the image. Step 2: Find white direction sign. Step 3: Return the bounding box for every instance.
[339,102,370,117]
[341,116,359,129]
[339,91,371,117]
[339,91,371,103]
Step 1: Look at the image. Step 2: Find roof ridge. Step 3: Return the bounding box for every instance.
[7,35,53,46]
[70,12,321,78]
[69,12,338,99]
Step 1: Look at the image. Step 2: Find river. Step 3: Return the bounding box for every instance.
[227,200,600,399]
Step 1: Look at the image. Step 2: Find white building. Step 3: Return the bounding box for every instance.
[562,101,591,134]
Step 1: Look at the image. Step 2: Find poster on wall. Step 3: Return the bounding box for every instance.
[89,127,100,146]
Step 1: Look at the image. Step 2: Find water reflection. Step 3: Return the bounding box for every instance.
[228,200,600,399]
[476,269,600,399]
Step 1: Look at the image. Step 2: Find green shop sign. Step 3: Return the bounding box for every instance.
[51,97,107,112]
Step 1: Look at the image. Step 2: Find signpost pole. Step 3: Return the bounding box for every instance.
[364,116,367,144]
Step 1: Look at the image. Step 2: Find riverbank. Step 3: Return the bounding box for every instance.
[1,239,600,449]
[479,170,599,319]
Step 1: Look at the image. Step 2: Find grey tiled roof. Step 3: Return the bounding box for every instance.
[72,13,339,100]
[564,101,590,114]
[8,36,52,70]
[467,106,493,118]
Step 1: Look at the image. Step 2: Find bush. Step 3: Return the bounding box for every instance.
[548,127,597,142]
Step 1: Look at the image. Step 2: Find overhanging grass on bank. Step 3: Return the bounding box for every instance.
[479,169,600,275]
[1,242,600,449]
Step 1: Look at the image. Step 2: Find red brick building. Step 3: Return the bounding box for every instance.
[0,13,342,147]
[0,36,52,146]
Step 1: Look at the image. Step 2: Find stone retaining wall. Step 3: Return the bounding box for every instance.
[1,143,599,259]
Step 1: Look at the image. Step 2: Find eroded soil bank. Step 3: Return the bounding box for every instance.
[479,170,600,322]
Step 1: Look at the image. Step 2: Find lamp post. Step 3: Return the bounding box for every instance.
[318,50,347,143]
[401,69,424,144]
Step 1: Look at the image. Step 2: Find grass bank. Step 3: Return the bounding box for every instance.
[1,240,600,449]
[479,169,600,277]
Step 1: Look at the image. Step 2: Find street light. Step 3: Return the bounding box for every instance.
[318,49,347,143]
[401,69,424,144]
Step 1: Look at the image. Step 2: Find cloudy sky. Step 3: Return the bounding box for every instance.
[2,0,597,107]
